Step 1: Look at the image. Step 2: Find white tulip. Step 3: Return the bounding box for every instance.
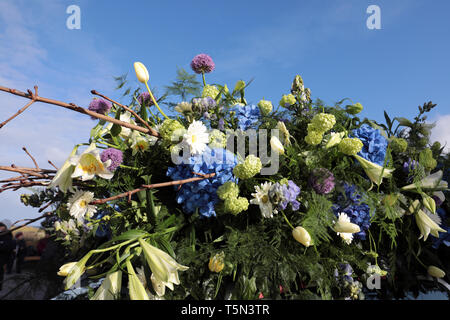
[270,136,285,155]
[134,62,150,83]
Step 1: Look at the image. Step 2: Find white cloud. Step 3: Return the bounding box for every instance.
[430,114,450,152]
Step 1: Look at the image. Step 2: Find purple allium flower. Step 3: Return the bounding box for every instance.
[193,97,216,112]
[280,180,301,211]
[88,98,112,119]
[309,168,335,194]
[190,53,215,74]
[138,92,154,106]
[100,148,123,171]
[403,158,418,174]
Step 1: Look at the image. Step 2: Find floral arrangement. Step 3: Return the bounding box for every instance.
[1,53,449,300]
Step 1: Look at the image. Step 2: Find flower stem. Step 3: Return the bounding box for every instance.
[281,211,295,230]
[202,72,207,87]
[119,164,140,170]
[145,82,169,120]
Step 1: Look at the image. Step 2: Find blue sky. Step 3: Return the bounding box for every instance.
[1,0,450,225]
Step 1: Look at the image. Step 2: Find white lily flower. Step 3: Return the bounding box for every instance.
[138,239,189,296]
[415,208,447,241]
[126,261,150,300]
[402,170,448,191]
[70,143,114,181]
[49,145,79,193]
[91,271,122,300]
[354,155,394,186]
[57,262,77,277]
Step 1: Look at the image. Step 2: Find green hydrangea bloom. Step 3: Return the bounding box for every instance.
[224,197,249,215]
[338,138,363,156]
[202,85,220,99]
[209,129,227,149]
[233,155,262,179]
[419,148,437,171]
[310,113,336,133]
[390,138,408,153]
[257,99,273,116]
[279,178,289,186]
[305,130,324,146]
[217,181,239,200]
[159,119,185,143]
[279,94,296,107]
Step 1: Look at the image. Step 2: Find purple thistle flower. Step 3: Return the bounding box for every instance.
[100,148,123,171]
[309,168,335,194]
[190,53,215,74]
[138,92,154,106]
[88,98,112,119]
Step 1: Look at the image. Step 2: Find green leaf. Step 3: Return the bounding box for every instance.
[110,108,122,137]
[109,229,149,242]
[394,117,413,127]
[384,111,392,130]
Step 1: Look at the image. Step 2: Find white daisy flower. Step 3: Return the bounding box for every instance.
[68,190,97,222]
[70,143,114,181]
[250,181,274,218]
[183,120,209,155]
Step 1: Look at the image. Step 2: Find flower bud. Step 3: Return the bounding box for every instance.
[427,266,445,278]
[57,262,77,277]
[134,62,149,83]
[209,252,225,273]
[292,226,312,247]
[233,80,246,93]
[334,220,361,234]
[325,131,346,149]
[345,103,363,115]
[422,193,436,214]
[270,136,285,155]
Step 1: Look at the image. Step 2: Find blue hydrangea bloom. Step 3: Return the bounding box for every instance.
[352,124,388,166]
[93,211,111,239]
[166,147,238,217]
[332,183,372,240]
[235,104,260,130]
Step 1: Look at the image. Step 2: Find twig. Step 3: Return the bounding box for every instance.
[48,160,58,170]
[0,212,54,236]
[91,90,158,136]
[22,147,40,170]
[90,173,216,205]
[0,85,159,138]
[0,86,38,129]
[38,201,54,213]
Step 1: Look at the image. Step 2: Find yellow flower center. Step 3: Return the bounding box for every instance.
[262,195,269,204]
[79,200,87,208]
[191,135,197,143]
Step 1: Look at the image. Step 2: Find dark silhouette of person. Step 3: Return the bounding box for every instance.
[14,232,27,274]
[0,223,14,291]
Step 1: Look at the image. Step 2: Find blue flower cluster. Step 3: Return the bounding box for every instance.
[332,183,372,240]
[166,147,238,217]
[235,104,260,130]
[352,124,388,166]
[280,181,301,211]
